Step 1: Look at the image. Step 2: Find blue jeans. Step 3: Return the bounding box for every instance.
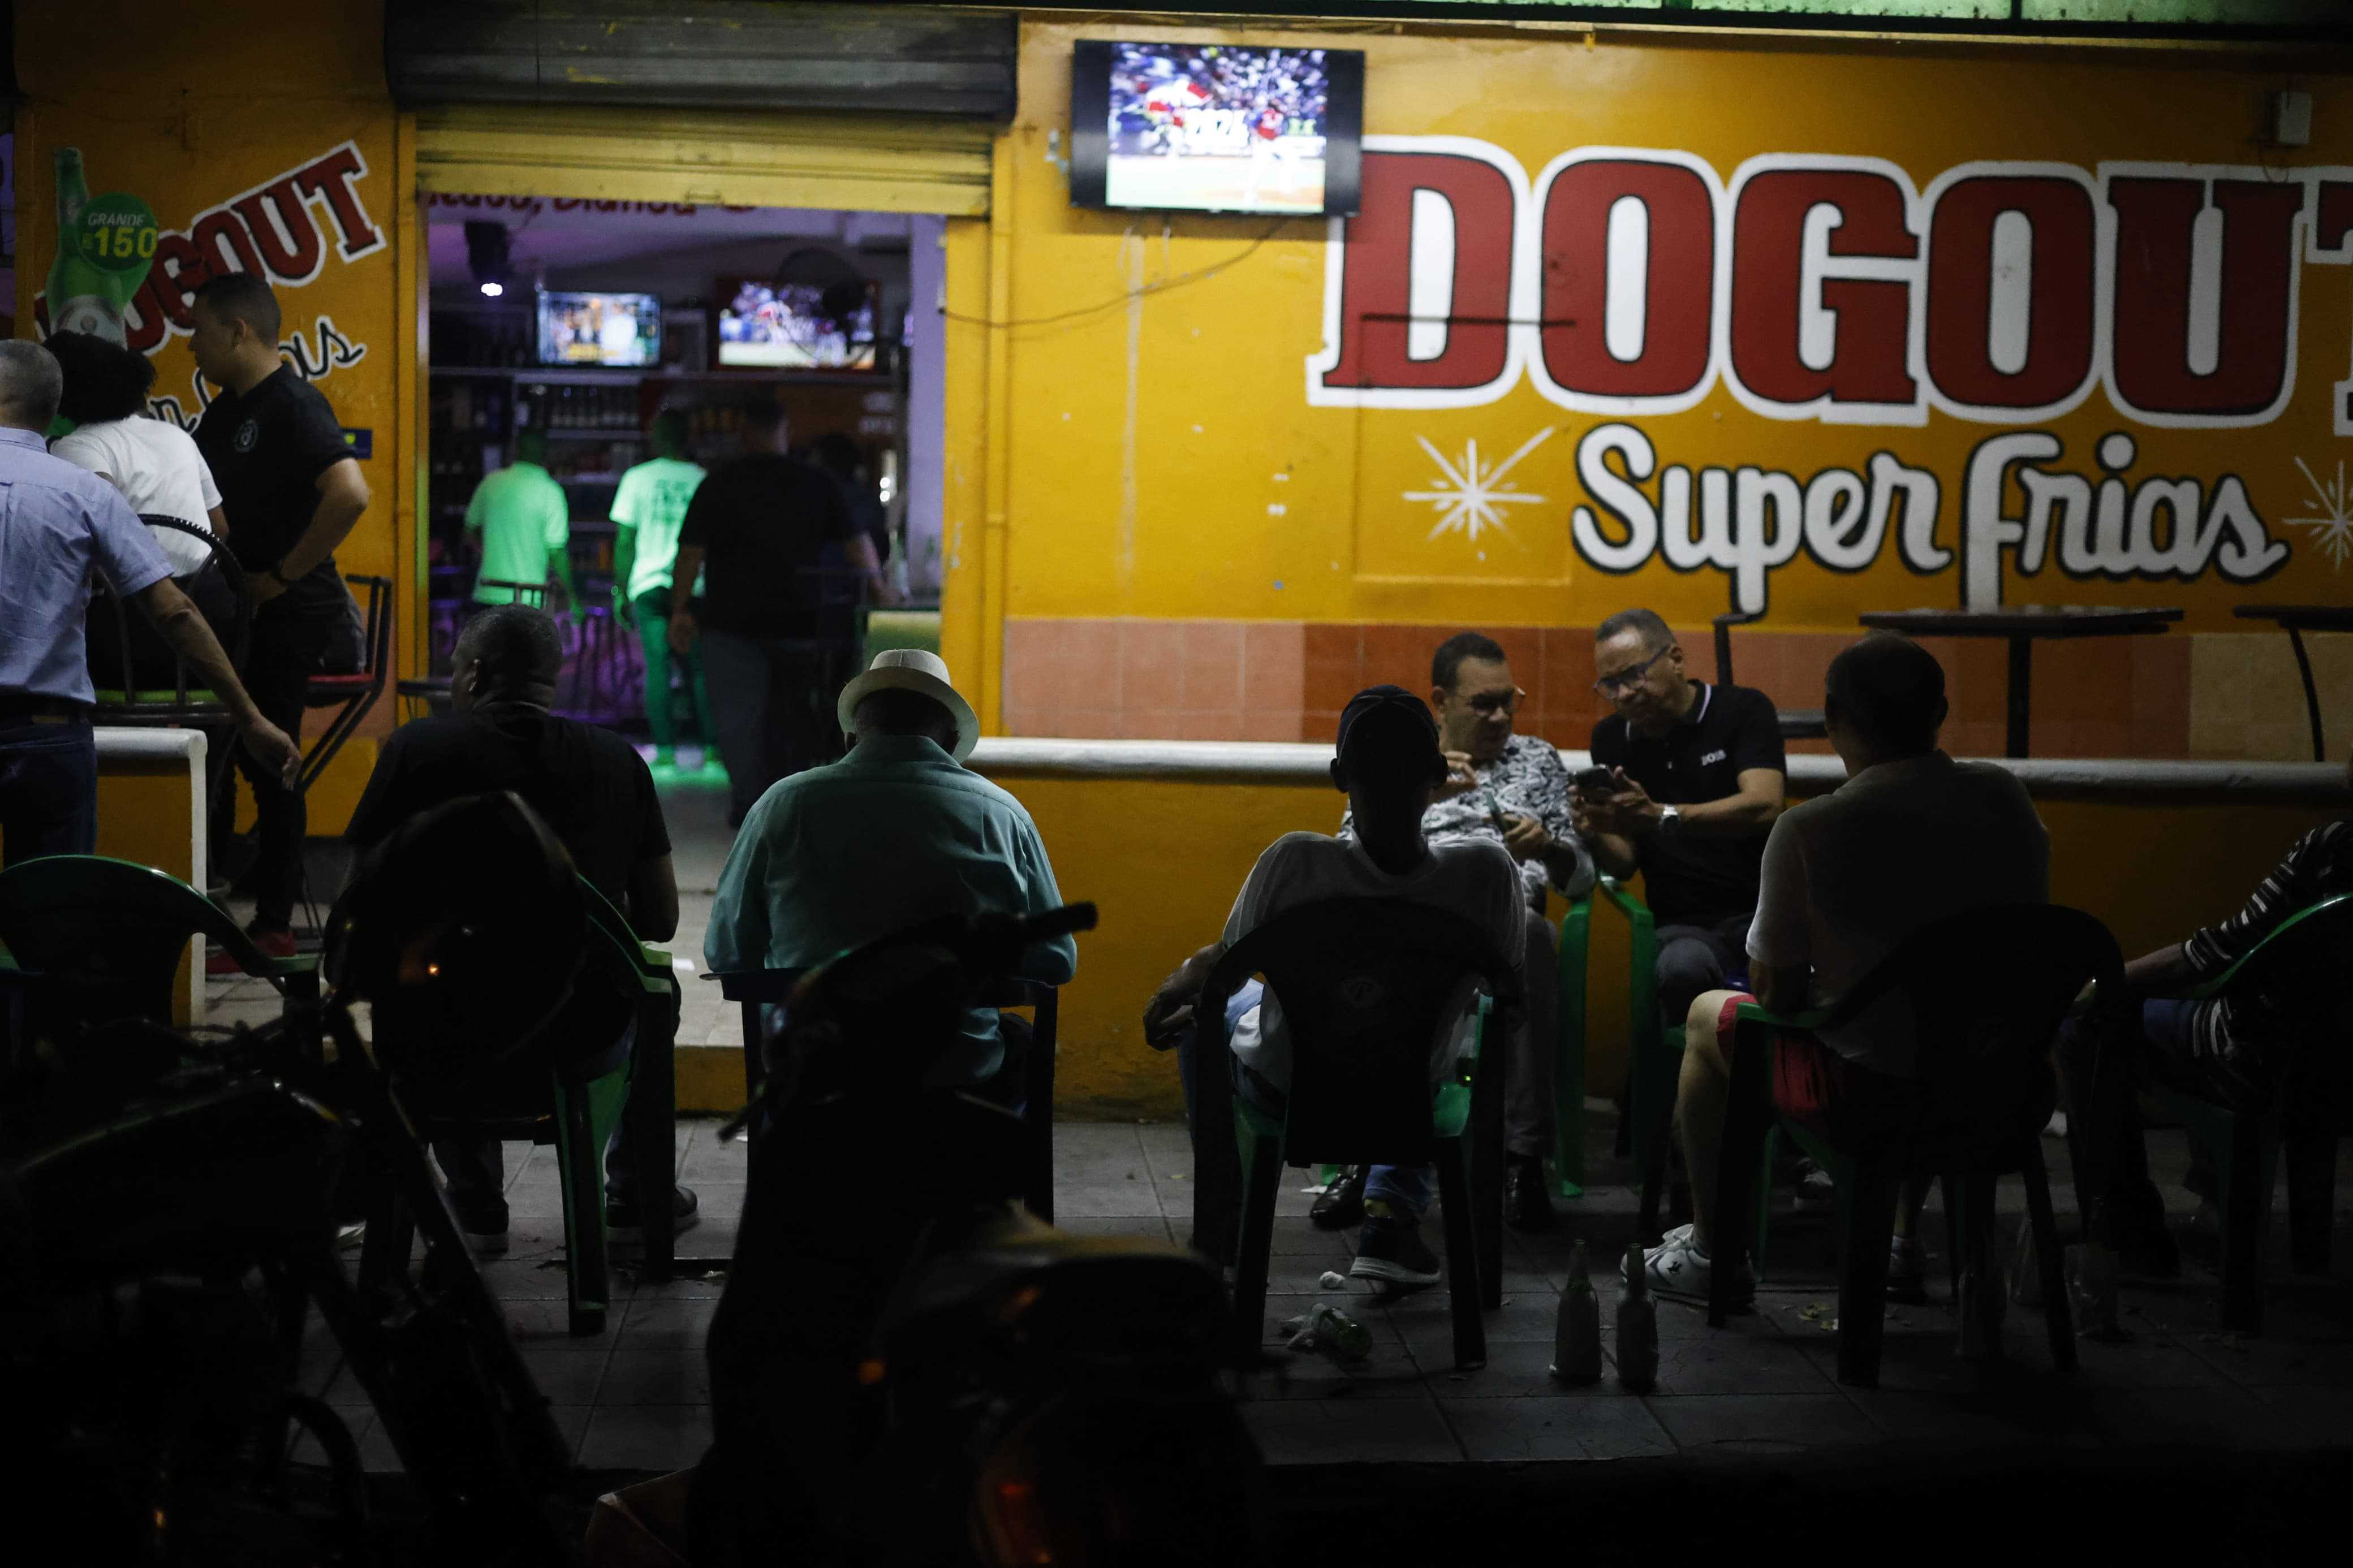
[1218,978,1434,1221]
[0,715,97,868]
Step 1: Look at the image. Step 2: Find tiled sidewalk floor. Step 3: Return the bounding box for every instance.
[298,1115,2353,1475]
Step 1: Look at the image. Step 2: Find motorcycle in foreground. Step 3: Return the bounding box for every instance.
[690,904,1266,1568]
[1,792,597,1565]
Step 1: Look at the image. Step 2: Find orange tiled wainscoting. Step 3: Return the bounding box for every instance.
[1001,619,2353,762]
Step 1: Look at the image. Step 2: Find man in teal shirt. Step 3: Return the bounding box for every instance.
[465,427,578,611]
[705,649,1077,1088]
[612,411,713,770]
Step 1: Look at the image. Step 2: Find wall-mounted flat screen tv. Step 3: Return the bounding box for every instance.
[1068,41,1363,217]
[716,278,880,371]
[536,291,661,368]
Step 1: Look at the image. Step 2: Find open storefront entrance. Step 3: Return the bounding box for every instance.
[408,104,988,750]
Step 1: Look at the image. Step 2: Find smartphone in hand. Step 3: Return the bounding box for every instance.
[1572,766,1617,795]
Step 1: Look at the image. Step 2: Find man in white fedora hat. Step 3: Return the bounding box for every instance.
[705,647,1076,1090]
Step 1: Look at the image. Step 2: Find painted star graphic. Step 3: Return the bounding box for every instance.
[2289,457,2353,571]
[1404,429,1555,544]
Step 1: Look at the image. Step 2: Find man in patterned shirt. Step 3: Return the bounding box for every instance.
[2065,740,2353,1270]
[1326,632,1596,1232]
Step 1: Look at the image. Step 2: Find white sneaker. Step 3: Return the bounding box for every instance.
[1624,1224,1754,1306]
[1887,1234,1926,1302]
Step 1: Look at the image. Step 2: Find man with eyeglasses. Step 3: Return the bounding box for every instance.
[1317,632,1595,1233]
[1578,608,1787,1047]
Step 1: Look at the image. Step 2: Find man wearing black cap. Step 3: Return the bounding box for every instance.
[1144,686,1527,1289]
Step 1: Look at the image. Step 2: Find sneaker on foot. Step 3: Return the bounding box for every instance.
[654,745,676,770]
[606,1184,700,1242]
[1792,1157,1837,1212]
[453,1206,510,1256]
[1348,1201,1440,1291]
[208,924,296,976]
[1887,1233,1927,1302]
[1624,1223,1753,1306]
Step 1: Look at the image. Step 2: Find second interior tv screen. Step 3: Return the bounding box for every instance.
[1070,41,1361,217]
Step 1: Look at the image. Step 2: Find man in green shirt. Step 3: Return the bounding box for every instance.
[611,411,713,771]
[705,649,1077,1091]
[464,426,578,612]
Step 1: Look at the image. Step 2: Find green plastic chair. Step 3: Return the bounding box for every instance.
[581,881,687,1282]
[1705,904,2114,1387]
[0,853,318,1031]
[1555,879,1664,1204]
[2141,893,2353,1334]
[359,877,654,1336]
[1195,899,1515,1371]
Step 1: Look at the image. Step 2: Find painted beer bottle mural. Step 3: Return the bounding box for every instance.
[45,149,158,346]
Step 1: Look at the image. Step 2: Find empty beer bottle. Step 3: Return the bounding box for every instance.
[1550,1241,1601,1384]
[1616,1242,1658,1390]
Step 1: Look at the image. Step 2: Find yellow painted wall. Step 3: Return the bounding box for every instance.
[15,1,417,832]
[949,19,2353,721]
[990,766,2345,1117]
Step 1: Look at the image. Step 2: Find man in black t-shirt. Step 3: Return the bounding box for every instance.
[348,606,688,1249]
[191,273,369,958]
[667,399,898,824]
[1576,607,1788,1035]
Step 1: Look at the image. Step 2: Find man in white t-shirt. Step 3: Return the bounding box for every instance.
[45,329,239,683]
[1632,634,2048,1304]
[1145,686,1527,1290]
[611,411,712,771]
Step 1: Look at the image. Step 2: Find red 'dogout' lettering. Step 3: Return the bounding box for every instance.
[2106,174,2304,424]
[99,140,387,357]
[1311,143,1523,404]
[230,179,327,287]
[1725,165,1919,419]
[1307,138,2351,431]
[1536,155,1716,406]
[1924,174,2097,415]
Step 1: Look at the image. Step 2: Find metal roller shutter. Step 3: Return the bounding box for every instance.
[387,2,1016,119]
[413,103,996,217]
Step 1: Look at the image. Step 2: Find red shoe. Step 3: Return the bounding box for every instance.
[207,926,296,976]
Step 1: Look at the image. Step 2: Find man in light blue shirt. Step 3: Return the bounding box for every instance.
[0,341,296,866]
[705,649,1076,1088]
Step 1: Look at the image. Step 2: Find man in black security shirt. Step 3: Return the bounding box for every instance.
[347,605,691,1249]
[667,397,898,826]
[1577,607,1787,1036]
[191,272,369,960]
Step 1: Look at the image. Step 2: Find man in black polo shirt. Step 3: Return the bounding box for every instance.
[191,272,369,958]
[347,605,690,1250]
[666,398,897,826]
[1578,607,1787,1034]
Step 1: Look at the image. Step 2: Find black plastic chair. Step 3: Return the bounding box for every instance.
[1188,898,1519,1369]
[2143,894,2353,1333]
[87,515,253,810]
[355,876,647,1336]
[1713,611,1828,741]
[1707,904,2119,1387]
[708,965,1062,1223]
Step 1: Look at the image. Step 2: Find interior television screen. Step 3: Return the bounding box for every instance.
[716,278,880,371]
[536,291,661,368]
[1068,41,1363,217]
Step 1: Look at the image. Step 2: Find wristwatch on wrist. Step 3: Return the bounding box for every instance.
[1656,804,1682,835]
